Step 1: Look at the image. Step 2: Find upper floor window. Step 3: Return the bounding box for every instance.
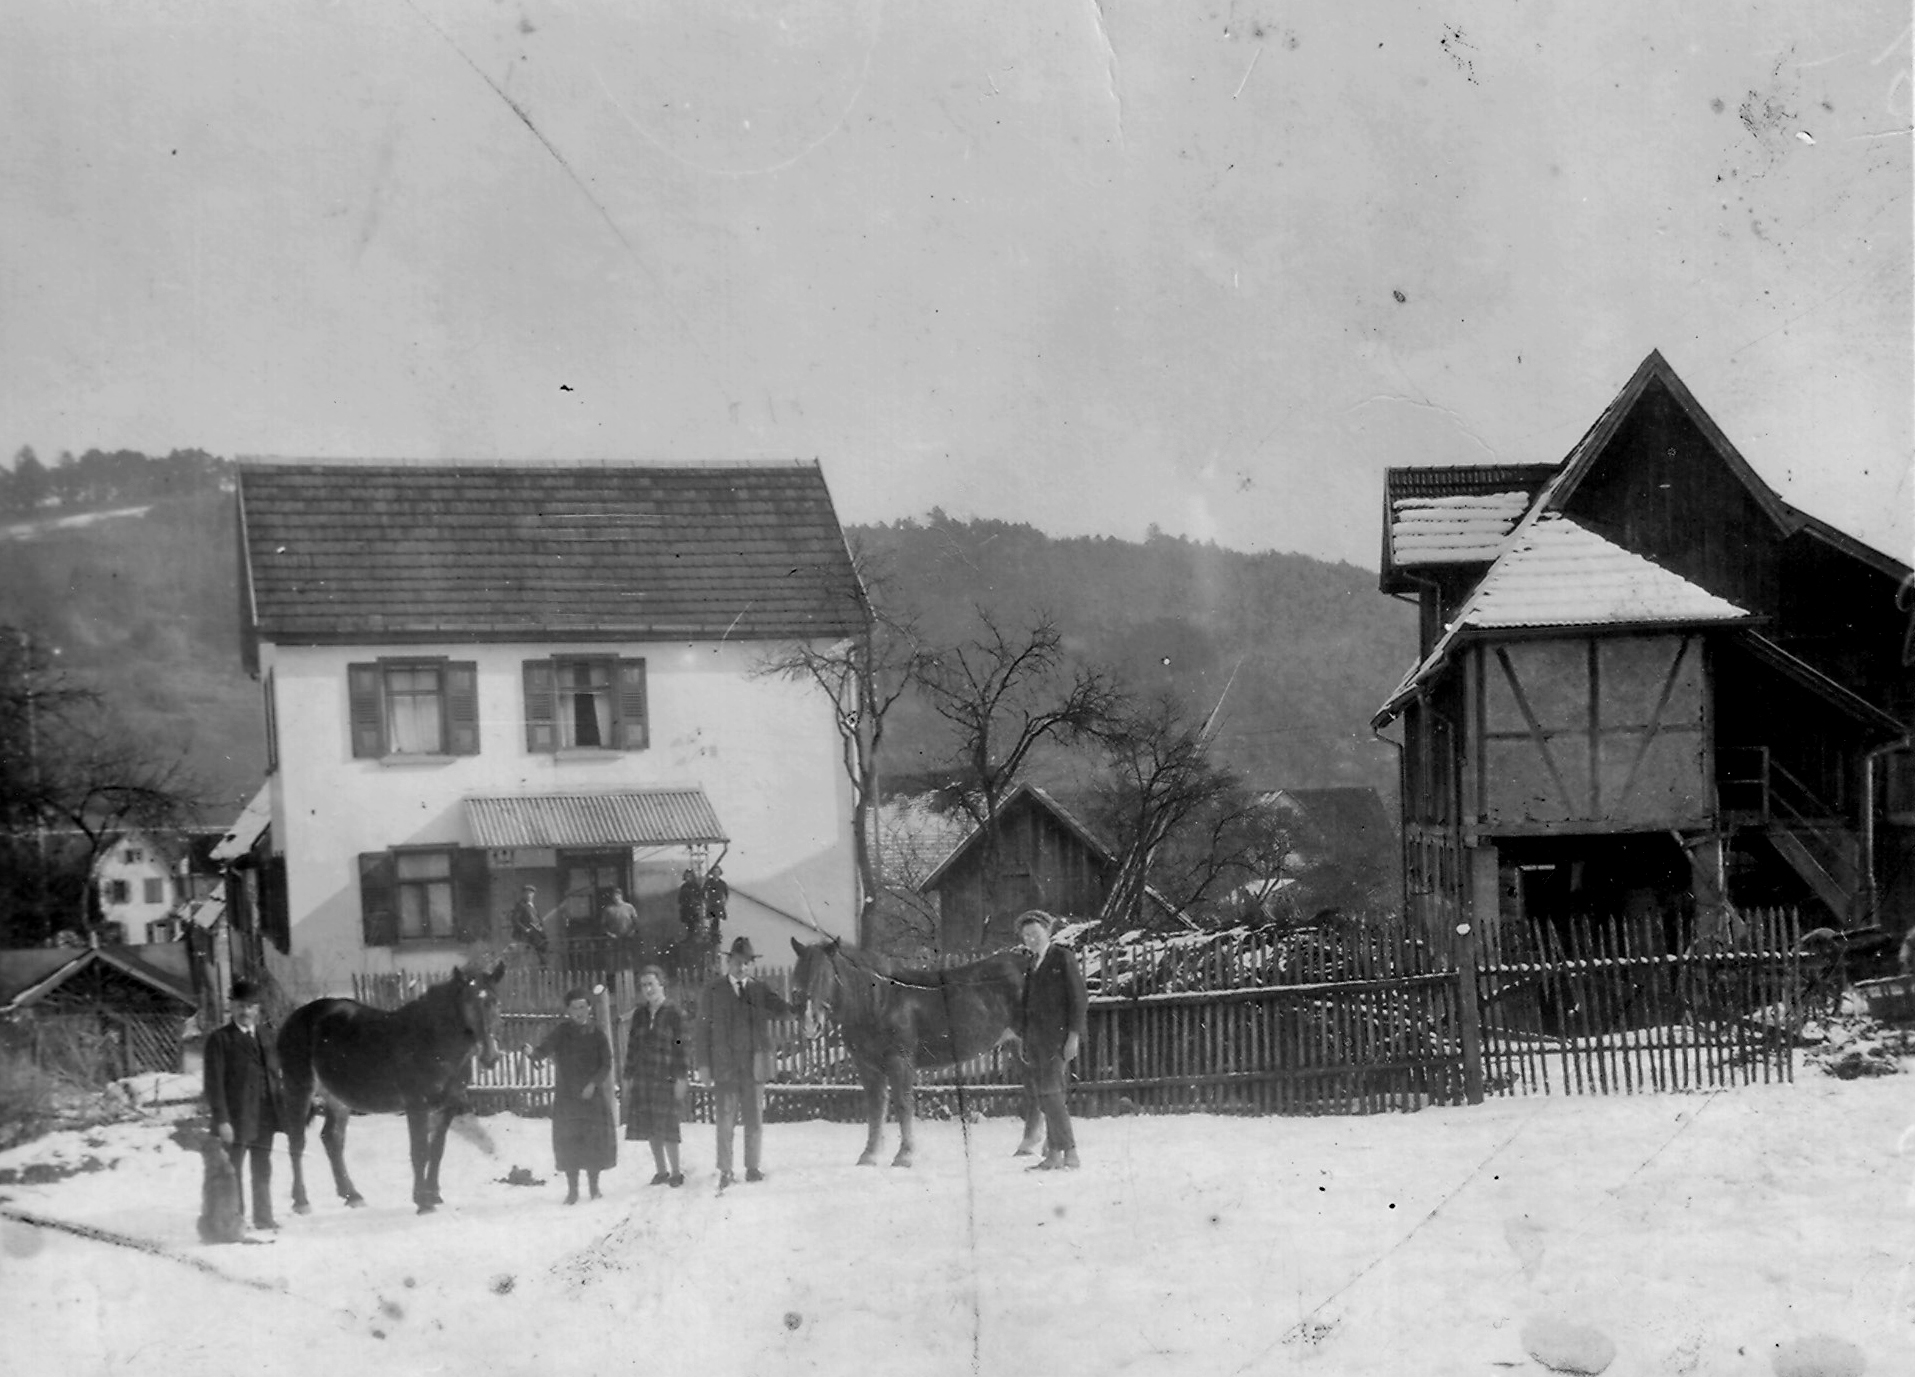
[123,847,143,864]
[523,656,648,753]
[106,879,131,905]
[348,659,480,759]
[143,877,165,904]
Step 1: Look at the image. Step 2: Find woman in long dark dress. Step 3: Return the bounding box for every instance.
[624,965,690,1187]
[525,988,617,1203]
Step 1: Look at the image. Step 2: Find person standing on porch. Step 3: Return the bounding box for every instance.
[624,966,690,1187]
[1016,911,1087,1172]
[203,977,287,1231]
[510,884,549,967]
[524,989,617,1203]
[696,936,791,1187]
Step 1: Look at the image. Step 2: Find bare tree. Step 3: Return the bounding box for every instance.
[756,550,928,937]
[1088,689,1247,927]
[0,627,203,944]
[919,610,1118,940]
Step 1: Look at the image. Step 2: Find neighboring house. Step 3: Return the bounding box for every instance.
[92,828,230,946]
[0,942,198,1077]
[1374,351,1914,955]
[1259,786,1396,915]
[235,460,868,991]
[917,782,1170,950]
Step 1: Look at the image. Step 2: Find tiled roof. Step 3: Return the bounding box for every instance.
[239,461,865,645]
[465,790,728,849]
[1374,514,1752,724]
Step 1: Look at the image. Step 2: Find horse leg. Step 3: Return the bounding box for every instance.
[889,1057,916,1168]
[286,1099,312,1215]
[421,1106,452,1209]
[407,1107,437,1213]
[856,1065,886,1166]
[319,1104,366,1206]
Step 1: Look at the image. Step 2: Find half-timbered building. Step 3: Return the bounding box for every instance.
[1375,351,1914,958]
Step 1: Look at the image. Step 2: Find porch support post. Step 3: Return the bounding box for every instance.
[1454,843,1498,1105]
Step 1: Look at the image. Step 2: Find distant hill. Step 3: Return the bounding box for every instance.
[855,514,1414,807]
[0,493,1417,828]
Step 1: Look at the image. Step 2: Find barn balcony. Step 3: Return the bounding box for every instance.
[1718,746,1864,926]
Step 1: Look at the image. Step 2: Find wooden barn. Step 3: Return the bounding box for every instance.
[1374,351,1914,958]
[918,783,1125,951]
[0,943,198,1079]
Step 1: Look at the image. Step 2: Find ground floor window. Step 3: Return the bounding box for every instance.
[396,850,456,939]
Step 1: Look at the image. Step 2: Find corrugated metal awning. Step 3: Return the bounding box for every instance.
[465,790,728,850]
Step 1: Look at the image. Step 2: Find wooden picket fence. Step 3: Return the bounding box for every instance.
[1475,906,1803,1096]
[350,910,1810,1119]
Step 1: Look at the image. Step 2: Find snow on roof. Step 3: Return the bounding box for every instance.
[1375,514,1752,724]
[1389,491,1537,565]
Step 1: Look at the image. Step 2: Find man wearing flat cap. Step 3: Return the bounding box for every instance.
[203,977,288,1231]
[696,936,792,1186]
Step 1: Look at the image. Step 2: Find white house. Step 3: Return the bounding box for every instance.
[92,831,178,944]
[236,460,869,992]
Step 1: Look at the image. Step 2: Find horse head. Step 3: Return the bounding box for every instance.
[789,936,843,1038]
[447,961,507,1069]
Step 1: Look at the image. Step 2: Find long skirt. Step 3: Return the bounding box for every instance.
[551,1090,618,1172]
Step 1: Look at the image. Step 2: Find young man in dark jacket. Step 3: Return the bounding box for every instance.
[695,936,792,1186]
[1016,910,1087,1171]
[202,977,288,1230]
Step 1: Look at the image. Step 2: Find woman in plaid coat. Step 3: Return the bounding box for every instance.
[624,966,691,1186]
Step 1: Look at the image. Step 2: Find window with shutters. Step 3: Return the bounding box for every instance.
[347,659,481,759]
[107,879,131,905]
[143,877,165,904]
[396,850,456,940]
[523,656,648,753]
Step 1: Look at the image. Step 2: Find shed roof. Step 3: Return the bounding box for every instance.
[0,946,197,1013]
[238,460,866,649]
[1374,514,1753,724]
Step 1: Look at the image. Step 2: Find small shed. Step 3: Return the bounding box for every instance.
[0,944,198,1079]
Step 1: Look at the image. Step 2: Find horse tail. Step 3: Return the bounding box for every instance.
[275,1002,321,1146]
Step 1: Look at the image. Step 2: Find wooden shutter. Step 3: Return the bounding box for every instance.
[451,848,492,942]
[358,851,399,947]
[263,671,279,774]
[347,664,385,759]
[523,660,557,753]
[616,657,649,750]
[261,855,290,954]
[446,662,480,756]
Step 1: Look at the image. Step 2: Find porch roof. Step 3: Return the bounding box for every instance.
[464,790,728,850]
[1374,513,1753,726]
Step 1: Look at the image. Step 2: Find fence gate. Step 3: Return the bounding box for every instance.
[1473,907,1802,1095]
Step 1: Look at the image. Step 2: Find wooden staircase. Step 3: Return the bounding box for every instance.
[1765,821,1861,926]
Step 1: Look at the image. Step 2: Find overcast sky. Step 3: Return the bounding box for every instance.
[4,1,1908,569]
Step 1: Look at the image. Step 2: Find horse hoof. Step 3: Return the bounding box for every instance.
[293,1203,312,1216]
[856,1154,878,1167]
[892,1157,913,1169]
[345,1196,367,1209]
[416,1202,436,1215]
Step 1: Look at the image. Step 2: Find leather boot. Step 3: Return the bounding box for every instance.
[1025,1149,1063,1172]
[1061,1149,1081,1170]
[1013,1127,1045,1157]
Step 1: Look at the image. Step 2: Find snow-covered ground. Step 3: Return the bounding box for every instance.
[2,1068,1910,1376]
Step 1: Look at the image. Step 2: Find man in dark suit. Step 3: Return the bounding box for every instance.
[203,977,287,1231]
[695,936,792,1186]
[1016,910,1087,1171]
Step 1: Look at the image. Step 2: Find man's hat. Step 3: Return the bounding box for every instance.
[230,978,263,1004]
[727,936,757,961]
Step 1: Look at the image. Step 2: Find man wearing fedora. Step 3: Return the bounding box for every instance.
[695,936,792,1186]
[203,977,288,1231]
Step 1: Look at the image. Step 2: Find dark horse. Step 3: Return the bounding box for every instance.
[277,962,505,1214]
[789,937,1030,1167]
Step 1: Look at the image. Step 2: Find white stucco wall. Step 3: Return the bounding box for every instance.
[260,638,858,993]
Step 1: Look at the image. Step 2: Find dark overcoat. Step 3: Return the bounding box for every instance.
[534,1020,617,1172]
[204,1021,286,1147]
[1019,945,1088,1061]
[697,977,791,1085]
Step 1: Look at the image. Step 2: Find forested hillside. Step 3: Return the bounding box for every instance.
[0,487,1416,827]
